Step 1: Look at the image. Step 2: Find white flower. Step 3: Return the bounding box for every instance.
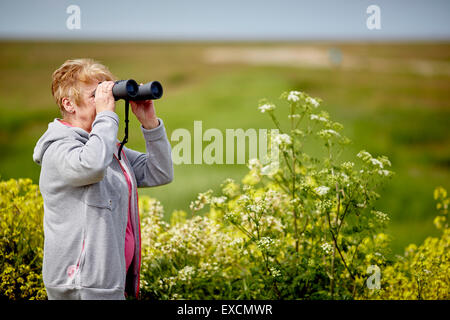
[315,186,330,196]
[257,237,276,251]
[247,204,263,213]
[321,242,333,255]
[178,266,195,282]
[261,161,280,176]
[323,129,339,136]
[248,158,261,170]
[370,158,384,169]
[357,150,372,160]
[318,129,340,139]
[230,238,244,246]
[287,92,300,102]
[211,196,227,205]
[341,161,354,170]
[373,210,390,222]
[310,114,328,122]
[270,267,281,278]
[272,133,292,146]
[258,104,275,113]
[340,172,349,182]
[306,97,320,108]
[238,194,250,202]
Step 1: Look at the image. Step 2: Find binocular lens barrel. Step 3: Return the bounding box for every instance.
[134,81,163,101]
[112,80,139,101]
[112,80,163,101]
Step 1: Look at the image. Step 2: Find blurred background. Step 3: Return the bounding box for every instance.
[0,0,449,254]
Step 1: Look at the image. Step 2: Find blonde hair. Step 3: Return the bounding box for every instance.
[51,59,116,114]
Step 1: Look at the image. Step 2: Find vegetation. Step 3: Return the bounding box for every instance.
[1,42,449,253]
[1,90,448,299]
[0,41,449,299]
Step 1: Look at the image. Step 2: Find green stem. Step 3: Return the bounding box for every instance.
[290,104,300,254]
[330,242,336,299]
[269,112,284,134]
[282,151,294,176]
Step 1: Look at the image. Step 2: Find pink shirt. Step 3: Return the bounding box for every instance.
[114,150,135,273]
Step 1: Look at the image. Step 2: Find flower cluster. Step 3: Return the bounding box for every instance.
[287,91,300,102]
[258,103,276,113]
[272,133,292,149]
[321,242,333,255]
[357,150,393,177]
[315,186,330,196]
[189,189,214,213]
[306,97,320,108]
[372,210,390,223]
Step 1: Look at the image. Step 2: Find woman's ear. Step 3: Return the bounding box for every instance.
[61,97,75,114]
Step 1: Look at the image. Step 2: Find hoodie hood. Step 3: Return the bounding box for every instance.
[33,119,90,166]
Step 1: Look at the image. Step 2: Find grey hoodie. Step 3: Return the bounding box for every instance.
[32,111,173,300]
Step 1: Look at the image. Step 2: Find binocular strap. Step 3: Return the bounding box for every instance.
[118,100,129,160]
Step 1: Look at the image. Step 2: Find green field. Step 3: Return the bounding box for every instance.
[0,41,449,254]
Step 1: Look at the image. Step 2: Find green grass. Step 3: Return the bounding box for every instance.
[0,41,449,254]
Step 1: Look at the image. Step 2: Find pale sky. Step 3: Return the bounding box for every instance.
[0,0,449,41]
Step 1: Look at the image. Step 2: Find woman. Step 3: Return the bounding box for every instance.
[32,59,173,300]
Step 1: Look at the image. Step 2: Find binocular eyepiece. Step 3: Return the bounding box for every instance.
[112,79,163,101]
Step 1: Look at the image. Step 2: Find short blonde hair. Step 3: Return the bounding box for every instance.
[51,59,115,114]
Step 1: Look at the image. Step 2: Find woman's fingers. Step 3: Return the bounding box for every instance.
[94,81,116,113]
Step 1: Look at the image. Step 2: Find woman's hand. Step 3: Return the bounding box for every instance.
[94,81,116,113]
[130,99,159,130]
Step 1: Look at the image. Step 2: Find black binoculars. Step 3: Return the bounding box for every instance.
[112,80,163,101]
